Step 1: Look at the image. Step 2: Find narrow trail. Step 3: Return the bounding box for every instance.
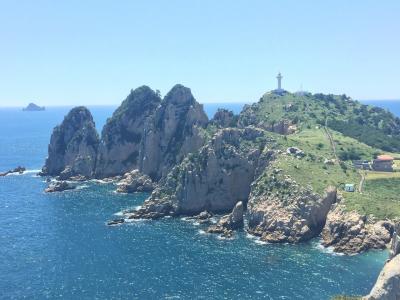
[324,118,339,163]
[358,171,366,193]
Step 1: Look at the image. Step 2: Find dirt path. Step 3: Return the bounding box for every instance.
[324,118,339,163]
[358,171,366,193]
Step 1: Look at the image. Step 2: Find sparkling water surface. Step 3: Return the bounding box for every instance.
[0,101,398,299]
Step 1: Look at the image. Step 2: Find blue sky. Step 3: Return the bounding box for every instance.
[0,0,399,106]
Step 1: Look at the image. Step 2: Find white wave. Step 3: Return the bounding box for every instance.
[254,239,268,245]
[192,221,200,226]
[314,240,344,256]
[246,233,257,240]
[198,229,207,235]
[76,185,89,190]
[114,211,124,217]
[23,169,41,174]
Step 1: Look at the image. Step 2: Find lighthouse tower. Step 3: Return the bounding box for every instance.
[277,72,282,90]
[274,72,285,95]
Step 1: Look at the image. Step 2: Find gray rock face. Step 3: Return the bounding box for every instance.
[322,204,393,254]
[365,225,400,300]
[42,107,99,178]
[138,84,208,180]
[125,127,272,219]
[211,109,237,128]
[390,223,400,259]
[95,84,208,180]
[247,181,337,243]
[95,86,162,178]
[45,181,75,193]
[207,201,244,237]
[116,169,155,193]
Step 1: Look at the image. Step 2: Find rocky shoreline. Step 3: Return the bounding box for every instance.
[40,84,398,258]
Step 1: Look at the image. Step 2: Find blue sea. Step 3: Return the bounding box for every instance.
[0,100,398,299]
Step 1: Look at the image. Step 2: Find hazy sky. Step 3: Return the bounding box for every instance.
[0,1,399,106]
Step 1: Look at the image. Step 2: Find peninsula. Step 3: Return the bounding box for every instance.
[40,80,400,297]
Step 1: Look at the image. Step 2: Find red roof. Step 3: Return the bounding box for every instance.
[376,155,394,161]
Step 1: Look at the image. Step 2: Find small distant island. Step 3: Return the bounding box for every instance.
[23,103,45,111]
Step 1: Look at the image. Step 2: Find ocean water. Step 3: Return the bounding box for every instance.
[0,101,398,300]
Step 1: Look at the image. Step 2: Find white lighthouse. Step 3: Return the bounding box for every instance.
[277,72,282,90]
[274,72,285,95]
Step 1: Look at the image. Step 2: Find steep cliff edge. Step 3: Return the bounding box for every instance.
[95,84,208,180]
[138,84,208,180]
[41,106,99,178]
[247,167,337,243]
[124,127,275,219]
[95,86,161,178]
[322,204,393,254]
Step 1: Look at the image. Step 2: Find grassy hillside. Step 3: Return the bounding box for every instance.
[239,91,400,152]
[264,127,400,219]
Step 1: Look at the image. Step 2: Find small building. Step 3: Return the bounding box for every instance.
[353,160,371,170]
[344,184,355,192]
[372,155,394,172]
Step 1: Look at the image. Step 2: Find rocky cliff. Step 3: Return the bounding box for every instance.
[247,171,337,243]
[138,84,208,180]
[95,84,208,180]
[95,86,161,178]
[42,106,99,178]
[364,223,400,300]
[123,127,274,219]
[322,204,393,254]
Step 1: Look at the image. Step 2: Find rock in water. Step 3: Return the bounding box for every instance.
[364,224,400,299]
[45,181,75,193]
[95,86,162,178]
[116,169,155,193]
[41,107,99,178]
[0,166,26,176]
[207,201,244,237]
[321,204,393,255]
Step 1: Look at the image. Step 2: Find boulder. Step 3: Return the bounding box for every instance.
[41,106,99,178]
[207,201,244,237]
[45,181,75,193]
[116,169,155,193]
[321,204,393,254]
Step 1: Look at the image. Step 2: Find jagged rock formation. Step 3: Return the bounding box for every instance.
[364,223,400,300]
[116,170,155,193]
[123,127,273,219]
[207,201,244,237]
[41,107,99,178]
[247,173,337,243]
[95,86,162,178]
[322,204,393,254]
[211,109,237,128]
[95,84,208,180]
[138,84,208,180]
[0,166,25,176]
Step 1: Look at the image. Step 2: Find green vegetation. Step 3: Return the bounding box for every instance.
[254,127,400,219]
[344,177,400,219]
[240,91,400,152]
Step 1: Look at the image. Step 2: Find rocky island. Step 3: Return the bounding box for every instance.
[23,103,45,111]
[41,84,400,297]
